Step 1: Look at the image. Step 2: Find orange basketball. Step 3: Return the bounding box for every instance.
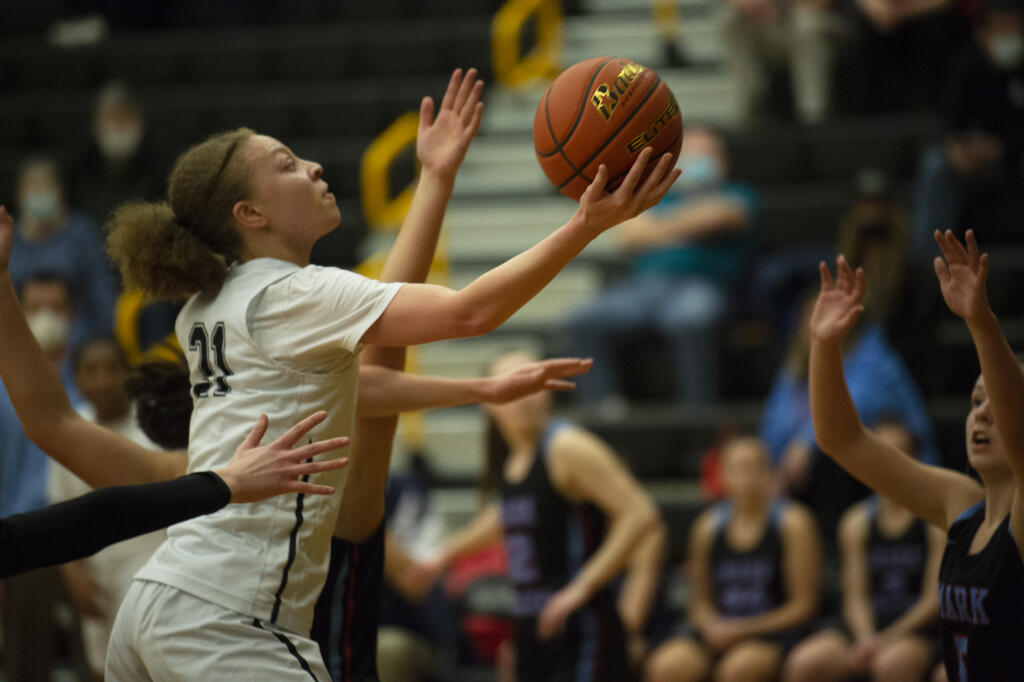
[533,56,683,201]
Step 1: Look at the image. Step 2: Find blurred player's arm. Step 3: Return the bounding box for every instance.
[686,509,720,636]
[536,427,661,639]
[0,207,185,487]
[355,359,591,417]
[726,504,821,638]
[809,256,983,530]
[617,508,667,662]
[838,503,876,642]
[434,503,504,569]
[876,524,943,642]
[619,197,749,250]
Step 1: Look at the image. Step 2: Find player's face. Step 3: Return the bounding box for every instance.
[74,342,130,422]
[721,438,772,505]
[965,375,1010,476]
[242,135,340,247]
[487,352,552,436]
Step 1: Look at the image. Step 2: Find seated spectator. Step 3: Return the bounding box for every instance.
[783,418,942,682]
[566,127,757,409]
[845,0,963,112]
[759,290,937,546]
[9,158,117,348]
[645,436,820,682]
[720,0,841,124]
[1,273,83,682]
[48,336,167,680]
[912,0,1024,252]
[69,82,166,227]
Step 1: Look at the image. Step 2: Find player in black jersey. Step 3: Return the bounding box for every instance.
[784,418,943,682]
[428,350,665,682]
[646,436,820,682]
[809,230,1024,682]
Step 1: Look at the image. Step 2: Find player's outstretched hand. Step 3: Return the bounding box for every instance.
[483,357,594,403]
[215,411,350,503]
[810,255,866,347]
[0,206,13,273]
[934,229,991,325]
[417,67,485,183]
[575,147,681,236]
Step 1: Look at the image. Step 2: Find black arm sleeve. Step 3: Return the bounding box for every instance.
[0,471,231,578]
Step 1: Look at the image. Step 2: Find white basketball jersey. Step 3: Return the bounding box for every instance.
[136,258,402,636]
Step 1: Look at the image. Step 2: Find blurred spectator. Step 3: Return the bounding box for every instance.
[48,336,167,680]
[845,0,963,112]
[566,127,757,409]
[0,274,85,682]
[9,158,118,348]
[721,0,842,124]
[645,437,820,682]
[912,0,1024,252]
[69,82,166,227]
[835,168,910,323]
[783,418,942,682]
[759,291,938,548]
[376,469,459,682]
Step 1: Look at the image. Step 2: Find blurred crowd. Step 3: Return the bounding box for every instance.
[1,0,1023,681]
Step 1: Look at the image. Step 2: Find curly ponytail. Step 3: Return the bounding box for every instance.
[106,127,254,300]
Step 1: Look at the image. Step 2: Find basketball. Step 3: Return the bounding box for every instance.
[533,56,683,201]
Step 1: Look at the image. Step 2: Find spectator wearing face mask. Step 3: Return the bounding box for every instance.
[912,0,1024,252]
[9,157,117,348]
[565,127,758,409]
[68,82,167,227]
[0,273,86,682]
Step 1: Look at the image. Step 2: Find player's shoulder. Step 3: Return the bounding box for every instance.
[777,498,816,535]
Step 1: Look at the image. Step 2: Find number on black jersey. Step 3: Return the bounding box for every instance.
[189,322,233,398]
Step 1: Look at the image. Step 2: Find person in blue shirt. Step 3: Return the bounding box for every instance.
[565,126,758,408]
[9,157,118,349]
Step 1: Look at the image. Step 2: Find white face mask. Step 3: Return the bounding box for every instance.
[988,34,1024,70]
[21,190,59,221]
[97,125,142,161]
[677,154,724,192]
[27,309,70,351]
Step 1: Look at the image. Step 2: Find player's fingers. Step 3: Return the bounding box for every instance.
[464,100,484,139]
[583,164,610,201]
[978,252,990,286]
[643,167,681,210]
[853,267,867,301]
[819,261,834,290]
[454,67,478,111]
[941,229,967,264]
[838,305,864,331]
[540,358,593,377]
[460,80,484,121]
[274,410,329,449]
[617,147,654,196]
[637,152,674,196]
[289,481,337,496]
[933,255,951,286]
[289,436,350,461]
[418,97,435,132]
[289,457,350,477]
[965,229,980,267]
[836,254,853,290]
[544,380,577,391]
[242,414,269,449]
[440,68,462,111]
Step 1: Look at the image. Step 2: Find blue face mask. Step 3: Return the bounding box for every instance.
[21,190,59,220]
[678,154,723,191]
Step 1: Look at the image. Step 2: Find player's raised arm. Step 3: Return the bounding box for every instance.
[809,255,982,529]
[359,149,681,347]
[0,206,185,487]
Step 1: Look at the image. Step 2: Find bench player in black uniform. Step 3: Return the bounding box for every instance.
[646,436,821,682]
[784,418,943,682]
[808,231,1024,682]
[429,350,665,682]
